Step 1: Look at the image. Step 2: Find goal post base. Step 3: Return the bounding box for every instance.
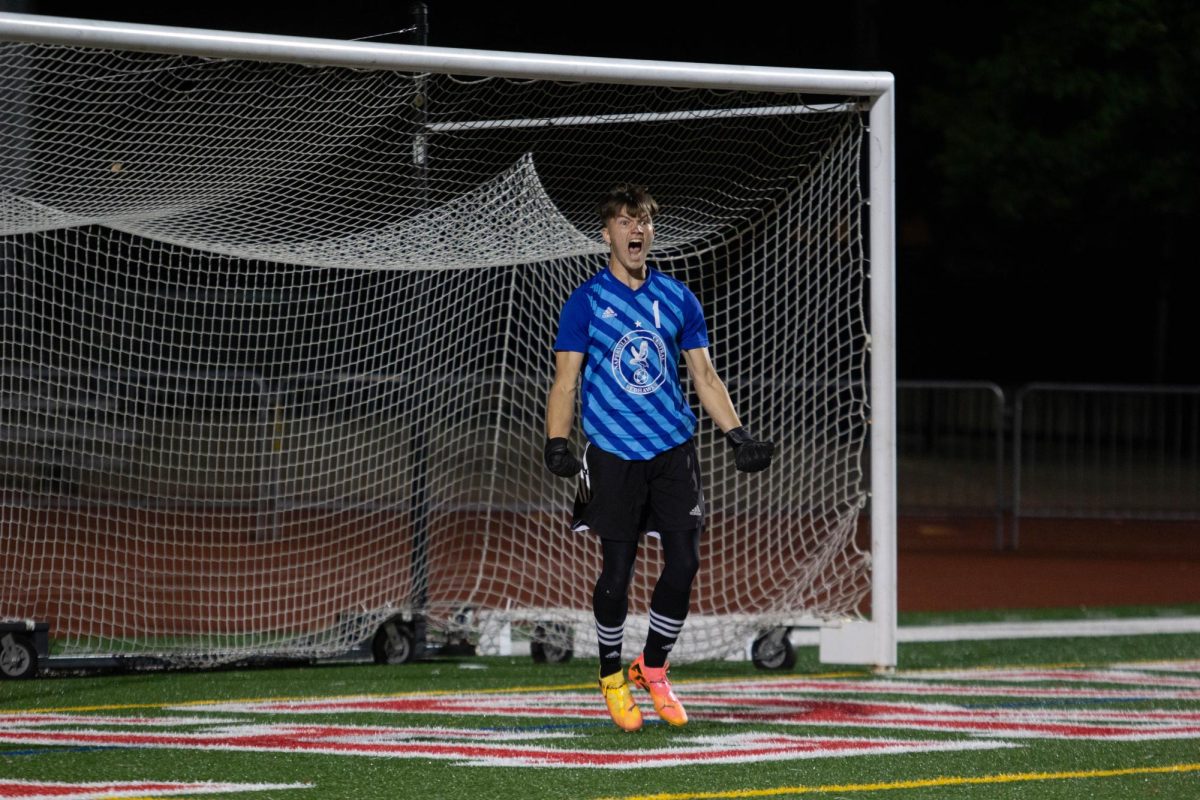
[819,619,896,670]
[471,610,897,669]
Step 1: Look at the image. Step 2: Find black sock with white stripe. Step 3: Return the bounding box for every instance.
[643,591,689,669]
[595,620,625,678]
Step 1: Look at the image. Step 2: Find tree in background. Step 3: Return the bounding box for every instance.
[914,0,1199,382]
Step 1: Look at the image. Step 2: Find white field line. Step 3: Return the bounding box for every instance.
[785,617,1200,646]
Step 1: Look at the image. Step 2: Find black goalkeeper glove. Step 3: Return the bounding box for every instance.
[543,437,582,477]
[726,426,774,472]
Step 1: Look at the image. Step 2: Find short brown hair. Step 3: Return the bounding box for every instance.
[597,183,658,224]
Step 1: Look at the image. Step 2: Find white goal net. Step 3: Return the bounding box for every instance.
[0,18,895,667]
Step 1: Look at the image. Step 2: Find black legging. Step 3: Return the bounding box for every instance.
[593,530,700,617]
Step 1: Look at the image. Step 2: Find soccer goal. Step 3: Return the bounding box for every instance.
[0,13,896,670]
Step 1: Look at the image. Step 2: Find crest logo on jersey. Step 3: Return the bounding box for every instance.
[612,329,668,395]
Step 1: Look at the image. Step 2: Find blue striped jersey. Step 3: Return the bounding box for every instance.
[554,267,709,460]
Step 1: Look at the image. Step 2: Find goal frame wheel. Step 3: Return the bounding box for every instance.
[530,622,574,664]
[751,628,796,671]
[372,617,417,665]
[0,633,38,679]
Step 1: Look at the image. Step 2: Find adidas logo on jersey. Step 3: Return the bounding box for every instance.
[601,307,617,319]
[689,505,703,516]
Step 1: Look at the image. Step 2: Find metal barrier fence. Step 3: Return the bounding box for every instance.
[898,381,1200,549]
[1013,383,1200,545]
[2,372,1196,548]
[897,381,1006,547]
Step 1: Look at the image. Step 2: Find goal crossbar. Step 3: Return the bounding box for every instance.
[425,104,862,134]
[0,12,893,95]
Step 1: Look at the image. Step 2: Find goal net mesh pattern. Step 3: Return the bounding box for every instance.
[0,40,870,665]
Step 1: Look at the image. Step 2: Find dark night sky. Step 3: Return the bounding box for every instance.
[5,1,1198,387]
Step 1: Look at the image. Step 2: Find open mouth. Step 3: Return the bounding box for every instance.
[628,240,643,256]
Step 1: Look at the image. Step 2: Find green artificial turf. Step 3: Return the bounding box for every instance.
[2,607,1198,800]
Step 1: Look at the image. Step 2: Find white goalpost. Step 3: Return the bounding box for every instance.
[0,13,896,671]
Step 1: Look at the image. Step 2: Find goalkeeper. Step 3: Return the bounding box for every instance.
[544,184,773,732]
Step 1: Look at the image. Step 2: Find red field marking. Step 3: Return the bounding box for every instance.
[9,666,1200,770]
[176,663,1200,742]
[191,690,1200,742]
[0,719,1009,769]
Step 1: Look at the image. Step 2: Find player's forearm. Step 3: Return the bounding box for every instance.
[545,381,577,439]
[693,374,742,433]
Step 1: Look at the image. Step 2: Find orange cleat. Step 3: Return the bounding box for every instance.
[629,654,688,727]
[599,670,643,732]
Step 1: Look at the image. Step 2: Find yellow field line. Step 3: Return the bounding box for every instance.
[593,762,1200,800]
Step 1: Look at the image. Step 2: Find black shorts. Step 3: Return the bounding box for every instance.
[571,440,704,542]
